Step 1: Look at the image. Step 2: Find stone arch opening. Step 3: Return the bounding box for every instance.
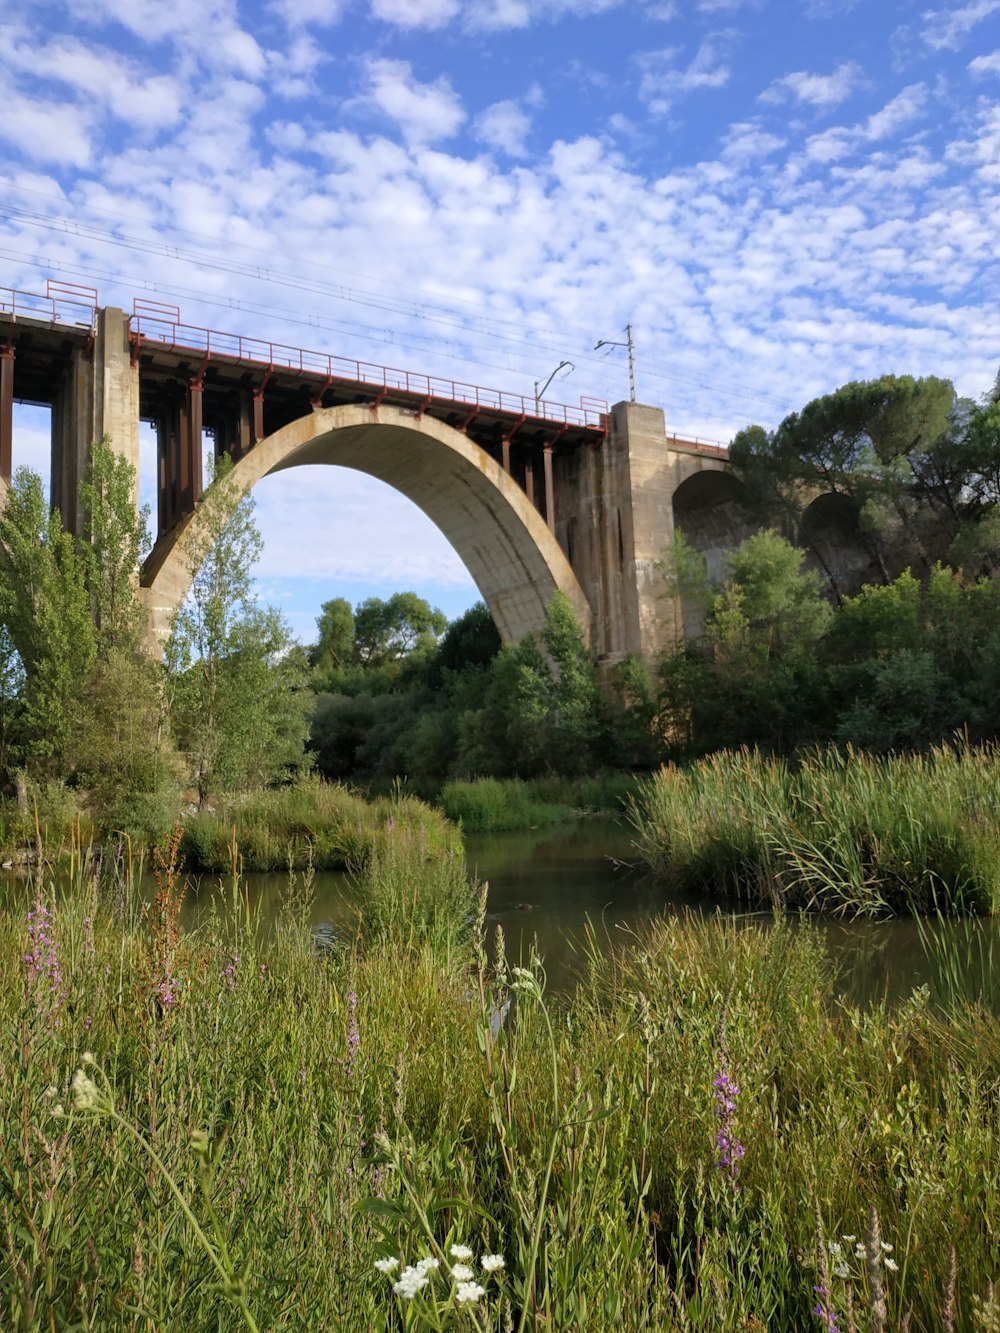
[140,403,592,655]
[671,467,755,641]
[799,491,876,602]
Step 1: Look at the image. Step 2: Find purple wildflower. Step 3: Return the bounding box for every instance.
[713,1065,745,1183]
[24,898,67,1027]
[223,953,240,992]
[346,989,360,1078]
[812,1285,842,1332]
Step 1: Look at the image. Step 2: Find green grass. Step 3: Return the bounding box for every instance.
[5,821,1000,1329]
[630,742,1000,916]
[180,776,461,872]
[438,773,642,833]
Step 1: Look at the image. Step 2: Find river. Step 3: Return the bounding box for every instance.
[4,818,997,1007]
[178,818,999,1007]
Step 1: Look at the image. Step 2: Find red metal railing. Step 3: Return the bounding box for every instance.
[128,306,609,430]
[0,281,98,331]
[666,432,728,458]
[0,280,728,453]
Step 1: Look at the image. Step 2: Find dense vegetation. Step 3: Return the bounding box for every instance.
[0,444,311,845]
[4,829,1000,1330]
[630,743,1000,916]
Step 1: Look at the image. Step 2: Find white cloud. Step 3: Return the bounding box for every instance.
[637,35,735,115]
[721,123,786,163]
[370,0,462,28]
[358,59,466,145]
[0,95,93,167]
[75,0,267,76]
[921,0,1000,51]
[17,38,183,130]
[270,0,348,28]
[474,101,532,156]
[760,61,862,109]
[864,83,926,139]
[969,50,1000,76]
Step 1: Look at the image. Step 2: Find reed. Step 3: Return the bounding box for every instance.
[180,776,460,872]
[631,742,1000,916]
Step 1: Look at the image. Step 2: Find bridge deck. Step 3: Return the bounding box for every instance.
[0,283,607,456]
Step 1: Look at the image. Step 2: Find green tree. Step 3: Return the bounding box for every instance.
[166,458,312,804]
[78,438,151,651]
[352,592,447,668]
[69,440,179,831]
[658,531,832,752]
[0,466,96,778]
[310,597,355,674]
[731,375,959,591]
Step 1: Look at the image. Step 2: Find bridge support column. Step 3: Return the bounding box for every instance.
[553,401,679,673]
[0,345,13,483]
[543,444,555,534]
[51,307,139,532]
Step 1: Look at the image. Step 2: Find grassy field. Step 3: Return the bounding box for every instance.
[3,809,1000,1330]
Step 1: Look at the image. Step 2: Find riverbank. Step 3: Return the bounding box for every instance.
[4,825,1000,1331]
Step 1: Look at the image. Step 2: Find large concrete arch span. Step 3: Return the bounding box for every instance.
[140,403,593,654]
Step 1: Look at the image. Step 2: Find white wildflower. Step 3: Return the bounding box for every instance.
[881,1242,894,1253]
[393,1266,429,1298]
[834,1263,850,1279]
[842,1235,857,1243]
[43,1085,58,1100]
[455,1280,486,1304]
[416,1256,440,1273]
[70,1068,100,1111]
[481,1254,505,1272]
[81,1051,95,1065]
[51,1103,65,1119]
[884,1257,899,1272]
[451,1264,475,1281]
[374,1257,399,1274]
[449,1244,474,1260]
[828,1242,842,1256]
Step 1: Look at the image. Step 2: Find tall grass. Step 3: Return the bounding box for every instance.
[5,827,1000,1329]
[439,773,641,833]
[181,775,461,872]
[631,742,1000,916]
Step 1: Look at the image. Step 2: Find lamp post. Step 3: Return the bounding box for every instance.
[534,360,574,410]
[594,324,636,402]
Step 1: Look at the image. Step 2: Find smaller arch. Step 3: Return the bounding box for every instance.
[799,491,877,600]
[140,403,592,655]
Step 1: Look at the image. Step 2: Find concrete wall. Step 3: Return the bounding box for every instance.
[554,401,732,670]
[51,307,139,532]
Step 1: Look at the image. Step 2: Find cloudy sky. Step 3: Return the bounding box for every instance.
[2,0,999,640]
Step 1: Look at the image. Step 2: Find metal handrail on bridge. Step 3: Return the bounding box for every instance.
[129,305,609,432]
[0,280,98,331]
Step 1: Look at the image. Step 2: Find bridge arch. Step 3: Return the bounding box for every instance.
[140,403,593,654]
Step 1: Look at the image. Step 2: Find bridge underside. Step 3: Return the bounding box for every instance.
[141,404,593,656]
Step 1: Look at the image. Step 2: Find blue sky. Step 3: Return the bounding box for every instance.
[2,0,999,641]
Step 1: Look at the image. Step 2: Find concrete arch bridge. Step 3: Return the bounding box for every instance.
[0,283,868,667]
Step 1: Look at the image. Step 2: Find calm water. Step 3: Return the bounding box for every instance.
[4,819,997,1006]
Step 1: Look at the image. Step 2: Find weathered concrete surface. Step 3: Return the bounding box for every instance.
[555,402,732,668]
[140,403,592,655]
[51,307,140,532]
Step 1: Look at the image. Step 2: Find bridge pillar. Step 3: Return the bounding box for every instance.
[51,307,139,532]
[554,400,681,672]
[0,344,13,482]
